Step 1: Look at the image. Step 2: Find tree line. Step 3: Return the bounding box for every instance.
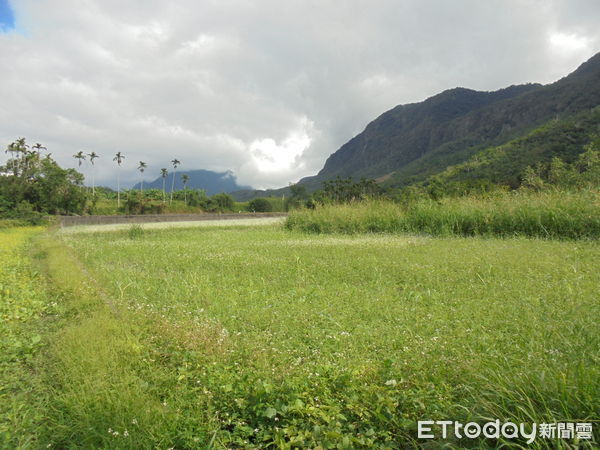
[0,138,237,222]
[71,148,187,207]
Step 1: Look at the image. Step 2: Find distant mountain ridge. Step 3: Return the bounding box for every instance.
[297,52,600,189]
[133,169,251,195]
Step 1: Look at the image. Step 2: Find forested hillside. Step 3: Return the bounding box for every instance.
[298,52,600,191]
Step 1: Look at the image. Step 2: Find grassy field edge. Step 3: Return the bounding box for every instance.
[285,190,600,239]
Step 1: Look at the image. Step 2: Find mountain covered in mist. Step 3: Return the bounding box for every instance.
[133,169,251,195]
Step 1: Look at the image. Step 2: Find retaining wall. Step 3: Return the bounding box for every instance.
[57,212,288,227]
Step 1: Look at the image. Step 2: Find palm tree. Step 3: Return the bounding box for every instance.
[113,151,125,208]
[32,142,47,157]
[5,139,28,176]
[73,151,86,168]
[160,168,168,203]
[170,158,180,204]
[31,143,47,172]
[13,138,29,174]
[14,137,28,159]
[88,152,99,196]
[137,161,147,194]
[181,174,190,205]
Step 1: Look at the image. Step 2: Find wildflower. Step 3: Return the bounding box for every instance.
[123,430,129,437]
[132,418,138,425]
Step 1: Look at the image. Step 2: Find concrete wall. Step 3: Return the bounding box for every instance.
[57,212,288,227]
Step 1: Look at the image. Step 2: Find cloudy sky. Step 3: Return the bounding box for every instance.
[0,0,599,189]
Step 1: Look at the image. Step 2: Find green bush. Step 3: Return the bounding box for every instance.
[247,198,273,212]
[204,193,235,212]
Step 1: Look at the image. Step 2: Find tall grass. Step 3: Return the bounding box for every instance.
[0,227,50,448]
[52,225,599,447]
[286,189,600,239]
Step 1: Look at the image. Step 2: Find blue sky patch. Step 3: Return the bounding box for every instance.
[0,0,15,31]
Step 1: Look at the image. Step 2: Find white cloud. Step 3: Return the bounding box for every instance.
[0,0,599,189]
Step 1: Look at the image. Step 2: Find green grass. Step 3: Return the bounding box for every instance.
[286,189,600,239]
[29,224,598,447]
[0,227,53,448]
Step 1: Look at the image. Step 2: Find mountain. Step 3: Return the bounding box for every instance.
[133,169,251,195]
[428,106,600,189]
[299,52,600,189]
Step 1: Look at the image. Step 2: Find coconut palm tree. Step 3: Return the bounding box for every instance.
[160,168,168,203]
[88,152,99,196]
[113,151,125,207]
[181,173,190,205]
[137,161,147,194]
[170,158,180,204]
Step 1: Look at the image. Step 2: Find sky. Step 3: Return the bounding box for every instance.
[0,0,599,189]
[0,0,14,31]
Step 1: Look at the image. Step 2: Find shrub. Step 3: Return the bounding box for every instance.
[247,198,273,212]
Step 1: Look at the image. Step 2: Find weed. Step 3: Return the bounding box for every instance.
[127,224,144,239]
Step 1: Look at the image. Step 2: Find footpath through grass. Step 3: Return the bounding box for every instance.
[42,224,599,447]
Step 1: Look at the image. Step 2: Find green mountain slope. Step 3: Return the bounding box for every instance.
[424,106,600,190]
[300,52,600,190]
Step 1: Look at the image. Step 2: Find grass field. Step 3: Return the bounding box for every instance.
[2,222,599,447]
[32,222,597,448]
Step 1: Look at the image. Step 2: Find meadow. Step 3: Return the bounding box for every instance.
[2,221,593,448]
